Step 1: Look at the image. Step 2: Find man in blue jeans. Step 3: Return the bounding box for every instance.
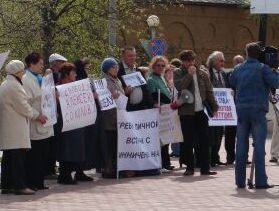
[230,42,279,189]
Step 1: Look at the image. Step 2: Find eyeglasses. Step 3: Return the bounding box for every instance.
[156,64,165,68]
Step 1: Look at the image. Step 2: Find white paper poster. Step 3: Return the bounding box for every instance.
[0,50,10,71]
[41,73,57,126]
[275,89,279,111]
[122,72,147,87]
[159,104,183,145]
[115,93,128,110]
[207,88,237,126]
[56,79,97,132]
[93,79,117,111]
[117,109,161,171]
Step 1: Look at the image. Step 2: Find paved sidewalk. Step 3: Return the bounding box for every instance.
[1,140,279,211]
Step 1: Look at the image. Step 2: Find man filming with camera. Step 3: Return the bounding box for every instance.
[230,42,279,189]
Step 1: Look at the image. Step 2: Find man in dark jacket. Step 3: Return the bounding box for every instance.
[117,47,152,111]
[174,50,218,176]
[230,42,279,189]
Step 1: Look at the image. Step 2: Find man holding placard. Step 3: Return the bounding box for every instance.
[118,47,152,111]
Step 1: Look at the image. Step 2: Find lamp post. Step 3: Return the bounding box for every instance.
[108,0,117,56]
[146,15,160,40]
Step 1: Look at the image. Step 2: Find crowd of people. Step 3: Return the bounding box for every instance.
[0,42,279,195]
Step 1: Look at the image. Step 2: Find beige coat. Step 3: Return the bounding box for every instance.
[102,74,124,131]
[22,71,54,140]
[0,75,39,150]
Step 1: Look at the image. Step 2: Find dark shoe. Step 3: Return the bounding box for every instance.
[14,188,35,195]
[75,172,94,182]
[237,185,246,189]
[227,161,234,165]
[164,165,175,171]
[211,163,216,167]
[45,174,58,180]
[216,161,227,166]
[255,184,274,189]
[201,170,217,175]
[37,186,49,190]
[183,169,194,176]
[1,189,13,194]
[269,157,278,163]
[58,175,77,185]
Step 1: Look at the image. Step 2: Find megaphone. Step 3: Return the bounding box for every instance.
[170,89,194,110]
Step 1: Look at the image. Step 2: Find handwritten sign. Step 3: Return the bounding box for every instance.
[159,104,183,145]
[275,89,279,111]
[56,79,97,132]
[0,50,10,71]
[117,109,161,171]
[93,79,117,111]
[122,72,147,88]
[207,88,237,126]
[41,73,57,127]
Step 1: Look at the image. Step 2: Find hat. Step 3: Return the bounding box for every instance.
[5,60,25,75]
[49,53,67,63]
[101,58,118,73]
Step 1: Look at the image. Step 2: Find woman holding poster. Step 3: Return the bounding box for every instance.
[100,58,125,178]
[55,63,86,185]
[23,52,53,191]
[147,56,174,171]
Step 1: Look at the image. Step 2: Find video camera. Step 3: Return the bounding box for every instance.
[259,46,279,69]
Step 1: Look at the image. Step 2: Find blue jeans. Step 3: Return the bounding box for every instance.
[235,109,268,187]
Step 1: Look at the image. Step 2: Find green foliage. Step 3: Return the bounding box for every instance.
[0,0,148,76]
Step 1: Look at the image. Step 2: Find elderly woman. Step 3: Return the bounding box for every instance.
[55,62,86,185]
[101,58,125,178]
[23,52,52,191]
[0,60,42,195]
[146,56,174,171]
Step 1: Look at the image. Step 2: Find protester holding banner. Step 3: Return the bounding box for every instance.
[73,59,101,181]
[174,50,218,176]
[207,51,228,166]
[230,42,279,189]
[45,53,68,179]
[101,58,125,178]
[164,65,180,157]
[0,60,39,195]
[118,47,152,111]
[147,56,174,171]
[55,63,86,185]
[22,52,53,190]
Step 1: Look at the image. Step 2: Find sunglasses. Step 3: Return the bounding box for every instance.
[156,64,165,68]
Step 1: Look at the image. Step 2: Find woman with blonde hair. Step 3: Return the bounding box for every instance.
[147,56,174,171]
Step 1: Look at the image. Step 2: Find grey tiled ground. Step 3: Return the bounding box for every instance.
[1,139,279,211]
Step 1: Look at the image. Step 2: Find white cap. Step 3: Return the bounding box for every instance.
[5,60,25,75]
[49,53,67,63]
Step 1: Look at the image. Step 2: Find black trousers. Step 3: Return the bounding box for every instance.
[161,144,171,168]
[210,126,224,164]
[45,136,57,176]
[180,111,211,172]
[103,130,117,176]
[1,149,27,190]
[26,138,49,189]
[225,126,236,163]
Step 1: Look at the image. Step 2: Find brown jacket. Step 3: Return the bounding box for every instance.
[173,66,218,116]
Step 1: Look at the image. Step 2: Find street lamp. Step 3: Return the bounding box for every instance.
[146,15,160,39]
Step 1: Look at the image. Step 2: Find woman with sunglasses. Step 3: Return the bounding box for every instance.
[146,56,174,172]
